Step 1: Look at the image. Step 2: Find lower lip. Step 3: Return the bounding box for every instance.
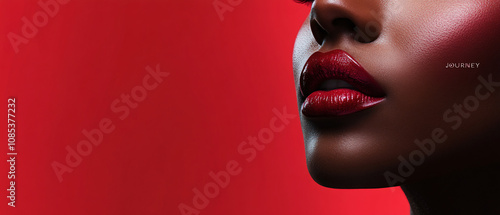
[302,89,384,117]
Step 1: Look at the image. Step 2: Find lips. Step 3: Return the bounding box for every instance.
[300,50,385,117]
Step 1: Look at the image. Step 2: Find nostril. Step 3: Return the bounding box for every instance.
[351,20,381,44]
[311,17,381,45]
[310,19,328,45]
[332,18,380,44]
[331,18,356,33]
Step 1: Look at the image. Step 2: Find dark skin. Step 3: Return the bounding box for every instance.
[293,1,500,214]
[402,162,500,215]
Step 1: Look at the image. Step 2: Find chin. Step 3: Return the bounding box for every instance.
[303,132,397,189]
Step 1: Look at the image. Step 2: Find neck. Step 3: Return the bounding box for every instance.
[401,163,500,215]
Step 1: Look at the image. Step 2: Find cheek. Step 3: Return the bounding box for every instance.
[385,1,500,110]
[391,1,500,66]
[383,1,500,157]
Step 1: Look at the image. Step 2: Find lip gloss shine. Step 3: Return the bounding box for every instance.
[300,50,386,117]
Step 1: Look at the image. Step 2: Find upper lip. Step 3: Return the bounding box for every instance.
[300,50,385,98]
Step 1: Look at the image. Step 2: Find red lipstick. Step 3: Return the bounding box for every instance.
[300,50,385,117]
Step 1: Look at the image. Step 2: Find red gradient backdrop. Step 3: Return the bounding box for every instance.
[1,0,409,214]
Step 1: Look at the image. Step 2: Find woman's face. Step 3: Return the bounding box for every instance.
[293,0,500,188]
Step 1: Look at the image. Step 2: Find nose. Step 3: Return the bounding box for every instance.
[310,0,383,45]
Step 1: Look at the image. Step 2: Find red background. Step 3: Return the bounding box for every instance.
[1,0,409,214]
